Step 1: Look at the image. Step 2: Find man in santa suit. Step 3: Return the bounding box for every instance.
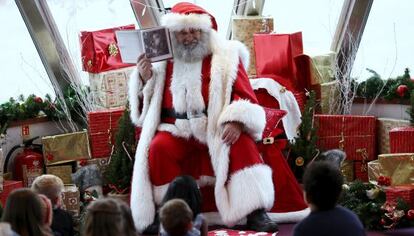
[129,2,279,233]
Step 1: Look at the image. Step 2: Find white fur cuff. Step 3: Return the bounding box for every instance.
[218,100,266,140]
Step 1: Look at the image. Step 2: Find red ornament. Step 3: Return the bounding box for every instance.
[378,176,391,186]
[380,218,386,225]
[34,96,43,103]
[407,209,414,220]
[396,85,408,97]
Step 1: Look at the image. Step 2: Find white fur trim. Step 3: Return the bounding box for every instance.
[128,68,143,126]
[153,184,169,205]
[216,164,274,226]
[250,78,302,141]
[162,13,212,32]
[203,208,310,226]
[218,100,266,141]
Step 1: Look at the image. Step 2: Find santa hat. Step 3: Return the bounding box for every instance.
[162,2,218,32]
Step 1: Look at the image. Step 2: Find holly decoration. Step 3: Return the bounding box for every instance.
[377,176,391,186]
[356,68,413,101]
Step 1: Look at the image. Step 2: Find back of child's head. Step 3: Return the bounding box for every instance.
[38,194,53,227]
[1,188,47,236]
[116,199,138,236]
[31,174,64,206]
[84,198,123,236]
[160,199,193,236]
[162,175,202,217]
[303,161,344,211]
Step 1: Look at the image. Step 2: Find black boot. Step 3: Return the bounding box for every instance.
[143,214,160,235]
[246,209,279,232]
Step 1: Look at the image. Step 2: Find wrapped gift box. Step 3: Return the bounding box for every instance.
[367,160,382,184]
[46,164,74,184]
[62,184,80,216]
[385,185,414,208]
[389,127,414,153]
[341,160,354,182]
[319,81,340,114]
[42,131,91,166]
[311,52,336,84]
[354,161,368,182]
[77,157,109,175]
[378,153,414,186]
[315,115,377,161]
[89,67,133,108]
[377,119,410,154]
[22,166,43,188]
[0,180,23,206]
[80,24,135,73]
[232,16,273,76]
[88,108,124,158]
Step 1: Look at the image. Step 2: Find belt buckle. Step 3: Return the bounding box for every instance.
[263,137,274,145]
[187,110,204,119]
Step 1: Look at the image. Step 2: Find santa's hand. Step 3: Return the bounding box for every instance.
[137,53,153,82]
[222,122,243,145]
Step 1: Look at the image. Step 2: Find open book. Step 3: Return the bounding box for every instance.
[116,26,173,63]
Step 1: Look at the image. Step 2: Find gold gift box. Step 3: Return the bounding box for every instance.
[42,131,91,166]
[378,153,414,186]
[46,164,73,184]
[320,81,340,114]
[231,16,274,76]
[341,160,354,182]
[367,160,381,184]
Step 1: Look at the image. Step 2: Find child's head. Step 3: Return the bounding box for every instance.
[83,198,123,236]
[160,199,193,236]
[117,199,138,236]
[38,194,53,227]
[162,175,202,217]
[303,161,344,211]
[1,188,48,236]
[31,174,64,207]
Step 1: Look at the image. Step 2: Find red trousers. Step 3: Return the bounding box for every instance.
[148,131,264,186]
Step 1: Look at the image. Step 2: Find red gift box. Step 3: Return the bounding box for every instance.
[385,185,414,208]
[1,180,23,206]
[80,25,135,73]
[315,115,377,161]
[254,32,313,91]
[389,127,414,153]
[354,161,368,182]
[88,108,124,158]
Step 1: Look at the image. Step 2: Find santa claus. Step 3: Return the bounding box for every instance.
[129,2,279,233]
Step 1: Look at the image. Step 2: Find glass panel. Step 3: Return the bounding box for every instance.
[263,0,344,56]
[352,0,414,81]
[45,0,137,85]
[0,1,53,102]
[162,0,234,38]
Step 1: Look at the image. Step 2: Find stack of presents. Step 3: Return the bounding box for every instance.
[0,25,134,215]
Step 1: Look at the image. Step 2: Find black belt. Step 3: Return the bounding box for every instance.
[161,108,207,120]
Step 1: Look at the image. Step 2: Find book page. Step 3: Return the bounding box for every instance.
[116,30,143,64]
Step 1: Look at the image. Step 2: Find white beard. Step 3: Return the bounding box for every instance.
[172,31,211,63]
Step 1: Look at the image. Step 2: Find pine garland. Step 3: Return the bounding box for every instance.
[105,107,136,194]
[288,90,319,182]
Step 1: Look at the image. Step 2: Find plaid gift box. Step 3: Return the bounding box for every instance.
[0,180,23,206]
[389,127,414,153]
[315,115,377,161]
[385,185,414,208]
[62,184,80,216]
[88,108,124,158]
[377,119,410,154]
[232,16,273,76]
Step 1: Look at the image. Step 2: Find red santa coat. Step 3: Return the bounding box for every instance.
[128,31,273,232]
